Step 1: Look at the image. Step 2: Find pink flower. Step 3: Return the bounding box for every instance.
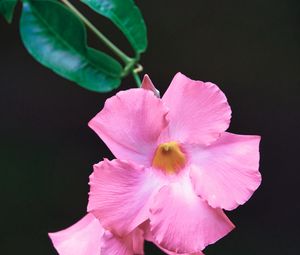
[49,213,144,255]
[88,73,262,254]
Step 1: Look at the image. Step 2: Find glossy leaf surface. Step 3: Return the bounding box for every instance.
[0,0,18,23]
[20,0,123,92]
[81,0,147,54]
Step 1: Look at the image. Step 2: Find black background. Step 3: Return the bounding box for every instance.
[1,0,300,254]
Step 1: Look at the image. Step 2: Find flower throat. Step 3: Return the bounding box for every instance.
[152,141,186,174]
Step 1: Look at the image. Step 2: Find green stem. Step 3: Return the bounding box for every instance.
[60,0,133,64]
[60,0,144,88]
[132,72,142,87]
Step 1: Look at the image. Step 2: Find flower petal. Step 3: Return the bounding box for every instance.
[131,228,145,255]
[141,221,205,255]
[149,179,234,253]
[141,74,160,97]
[157,244,205,255]
[88,159,164,236]
[159,245,205,255]
[101,228,144,255]
[162,72,231,145]
[89,89,168,166]
[189,132,261,210]
[49,213,103,255]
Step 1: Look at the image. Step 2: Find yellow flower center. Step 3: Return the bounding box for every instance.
[152,141,186,174]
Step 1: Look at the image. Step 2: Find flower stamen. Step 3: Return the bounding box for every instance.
[152,141,186,174]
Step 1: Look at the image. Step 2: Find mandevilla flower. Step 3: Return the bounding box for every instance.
[88,73,262,254]
[49,213,144,255]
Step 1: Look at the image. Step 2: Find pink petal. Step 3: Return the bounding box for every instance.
[141,74,160,97]
[49,213,145,255]
[141,221,205,255]
[49,213,103,255]
[149,179,234,253]
[101,228,144,255]
[89,89,168,166]
[131,228,145,255]
[101,232,132,255]
[188,132,261,211]
[159,245,205,255]
[161,72,231,145]
[88,159,164,236]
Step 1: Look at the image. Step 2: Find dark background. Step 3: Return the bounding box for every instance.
[1,0,300,254]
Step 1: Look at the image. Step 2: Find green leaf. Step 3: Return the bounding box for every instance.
[81,0,147,54]
[20,0,123,92]
[0,0,18,23]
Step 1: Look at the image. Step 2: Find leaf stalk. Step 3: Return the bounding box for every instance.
[60,0,143,88]
[60,0,133,64]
